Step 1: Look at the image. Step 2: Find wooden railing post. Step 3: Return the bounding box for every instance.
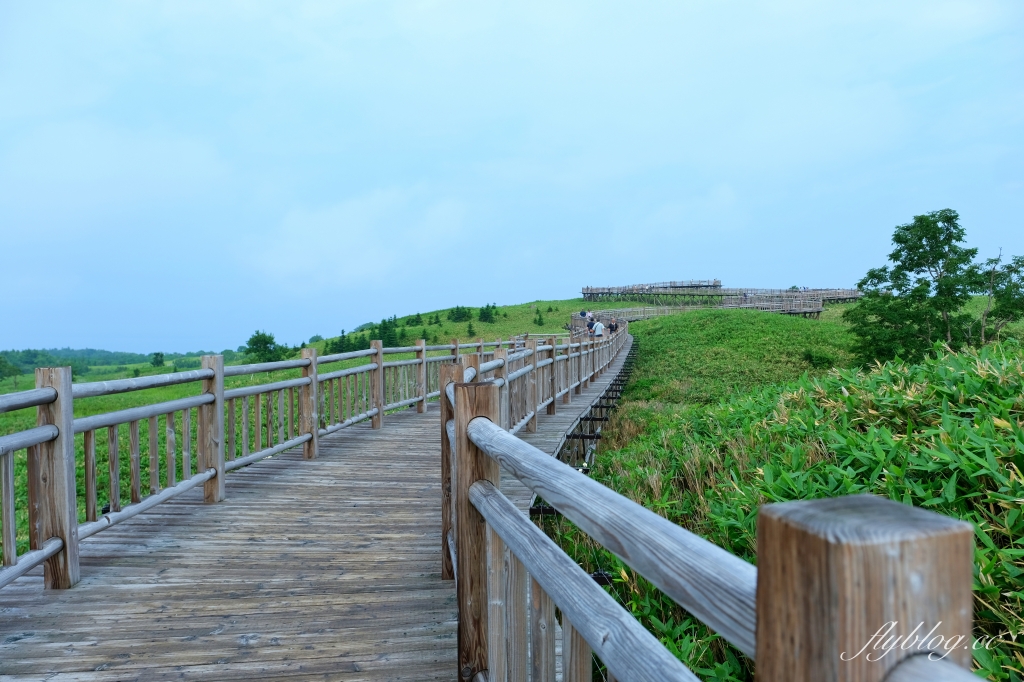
[525,339,538,432]
[454,382,501,681]
[464,352,480,384]
[30,366,79,589]
[492,347,509,430]
[531,577,556,682]
[574,339,583,395]
[506,553,528,682]
[756,495,974,682]
[370,340,383,429]
[300,348,319,458]
[416,339,427,413]
[546,336,557,415]
[440,361,465,582]
[451,337,460,362]
[199,355,225,503]
[562,337,572,405]
[581,339,590,390]
[563,615,592,682]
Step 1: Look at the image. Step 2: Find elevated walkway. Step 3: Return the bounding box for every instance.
[0,338,632,681]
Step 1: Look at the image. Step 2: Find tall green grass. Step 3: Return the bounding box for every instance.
[544,311,1023,680]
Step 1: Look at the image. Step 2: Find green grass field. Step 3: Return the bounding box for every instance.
[540,308,1023,681]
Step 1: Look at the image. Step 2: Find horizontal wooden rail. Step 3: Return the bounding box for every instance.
[383,358,421,368]
[467,414,758,656]
[72,370,214,398]
[381,345,420,354]
[78,469,217,540]
[224,377,310,400]
[320,408,380,436]
[505,364,534,383]
[223,358,311,377]
[73,393,215,434]
[317,348,378,364]
[0,424,58,457]
[384,396,424,411]
[318,362,377,381]
[0,538,63,590]
[226,434,312,471]
[470,480,699,682]
[478,358,504,374]
[0,387,57,414]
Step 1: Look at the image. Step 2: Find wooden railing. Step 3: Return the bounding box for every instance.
[582,284,862,301]
[574,295,827,328]
[442,330,978,681]
[0,335,527,590]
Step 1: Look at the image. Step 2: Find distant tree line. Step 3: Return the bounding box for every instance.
[847,209,1024,364]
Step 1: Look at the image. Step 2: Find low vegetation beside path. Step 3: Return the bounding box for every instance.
[542,310,1023,681]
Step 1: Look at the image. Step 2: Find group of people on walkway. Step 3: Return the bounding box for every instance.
[579,310,618,338]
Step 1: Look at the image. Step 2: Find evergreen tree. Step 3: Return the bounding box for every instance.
[447,306,473,322]
[466,321,477,337]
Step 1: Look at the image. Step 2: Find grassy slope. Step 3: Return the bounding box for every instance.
[623,308,855,405]
[545,308,1023,681]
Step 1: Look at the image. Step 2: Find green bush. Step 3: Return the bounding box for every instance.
[555,341,1024,680]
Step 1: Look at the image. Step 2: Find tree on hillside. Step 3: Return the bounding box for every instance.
[244,330,289,363]
[151,352,165,367]
[846,209,1022,364]
[977,253,1024,343]
[478,304,497,323]
[447,306,473,323]
[0,355,21,388]
[845,210,976,363]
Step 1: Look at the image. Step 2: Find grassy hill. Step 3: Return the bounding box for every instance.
[0,298,637,395]
[541,309,1022,680]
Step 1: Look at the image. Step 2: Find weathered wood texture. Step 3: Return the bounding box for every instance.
[0,406,457,680]
[31,366,80,589]
[756,495,974,682]
[454,383,501,680]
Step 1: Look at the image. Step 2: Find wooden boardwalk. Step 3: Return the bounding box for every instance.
[0,340,631,681]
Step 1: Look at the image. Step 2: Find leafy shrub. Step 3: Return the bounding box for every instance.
[555,342,1024,680]
[243,331,290,363]
[801,347,836,368]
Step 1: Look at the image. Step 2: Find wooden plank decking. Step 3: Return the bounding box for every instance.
[0,339,631,681]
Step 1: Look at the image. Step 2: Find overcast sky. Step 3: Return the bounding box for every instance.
[1,1,1022,353]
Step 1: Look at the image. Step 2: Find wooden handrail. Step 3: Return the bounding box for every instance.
[466,414,757,657]
[72,369,214,398]
[0,387,57,414]
[469,479,699,682]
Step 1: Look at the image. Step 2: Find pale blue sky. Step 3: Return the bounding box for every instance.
[2,1,1022,353]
